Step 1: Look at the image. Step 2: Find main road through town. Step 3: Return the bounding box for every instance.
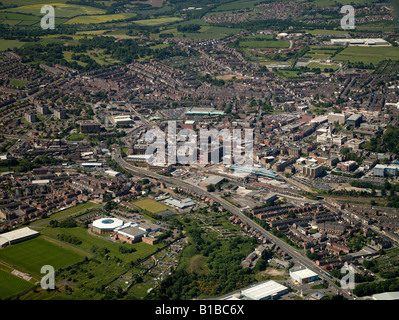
[112,148,354,299]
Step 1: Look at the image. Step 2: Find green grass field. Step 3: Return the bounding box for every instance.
[307,62,339,70]
[159,25,243,39]
[2,3,105,18]
[133,198,170,213]
[65,13,133,25]
[305,29,349,35]
[239,40,290,49]
[0,269,35,299]
[334,46,399,64]
[38,226,163,269]
[213,0,259,11]
[0,236,87,279]
[66,133,85,141]
[133,16,183,26]
[313,0,376,6]
[0,40,26,51]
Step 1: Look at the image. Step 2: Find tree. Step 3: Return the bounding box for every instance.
[206,185,215,192]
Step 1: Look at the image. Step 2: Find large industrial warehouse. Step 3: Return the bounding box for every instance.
[290,268,319,284]
[0,227,40,248]
[241,280,289,300]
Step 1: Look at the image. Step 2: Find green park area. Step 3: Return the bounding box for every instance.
[0,236,88,280]
[133,198,170,214]
[334,46,399,64]
[1,3,105,18]
[0,269,35,299]
[133,16,183,26]
[65,13,134,25]
[239,39,290,49]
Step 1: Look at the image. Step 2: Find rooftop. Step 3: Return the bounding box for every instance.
[241,280,288,300]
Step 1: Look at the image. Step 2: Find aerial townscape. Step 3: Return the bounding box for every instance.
[1,0,399,305]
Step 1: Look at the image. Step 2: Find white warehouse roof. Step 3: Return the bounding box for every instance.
[0,227,39,247]
[241,280,289,300]
[290,268,319,280]
[372,291,399,300]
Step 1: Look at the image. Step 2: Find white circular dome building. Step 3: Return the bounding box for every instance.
[92,217,124,234]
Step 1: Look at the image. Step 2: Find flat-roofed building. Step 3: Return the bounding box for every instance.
[25,112,37,123]
[112,115,134,125]
[0,227,40,247]
[79,120,101,133]
[303,163,323,179]
[241,280,289,300]
[290,267,319,284]
[199,175,225,187]
[330,38,389,46]
[37,105,50,115]
[372,291,399,300]
[54,109,66,119]
[347,114,362,127]
[105,169,120,177]
[337,160,357,172]
[373,164,399,177]
[164,197,195,209]
[328,112,346,125]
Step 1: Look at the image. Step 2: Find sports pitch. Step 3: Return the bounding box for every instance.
[0,269,35,299]
[133,198,170,213]
[0,236,88,280]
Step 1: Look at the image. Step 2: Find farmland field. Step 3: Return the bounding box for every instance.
[333,46,399,64]
[65,13,134,24]
[132,16,183,26]
[2,3,105,18]
[133,198,170,213]
[0,40,26,51]
[0,236,88,279]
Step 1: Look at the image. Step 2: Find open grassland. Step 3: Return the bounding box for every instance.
[307,62,339,70]
[0,269,35,299]
[133,16,183,26]
[212,0,260,11]
[305,29,349,35]
[65,13,134,24]
[355,20,397,32]
[0,0,69,5]
[133,198,170,213]
[40,226,162,262]
[0,236,88,279]
[333,46,399,64]
[159,25,243,39]
[313,0,376,6]
[239,40,290,49]
[0,39,27,51]
[1,3,105,18]
[0,10,67,26]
